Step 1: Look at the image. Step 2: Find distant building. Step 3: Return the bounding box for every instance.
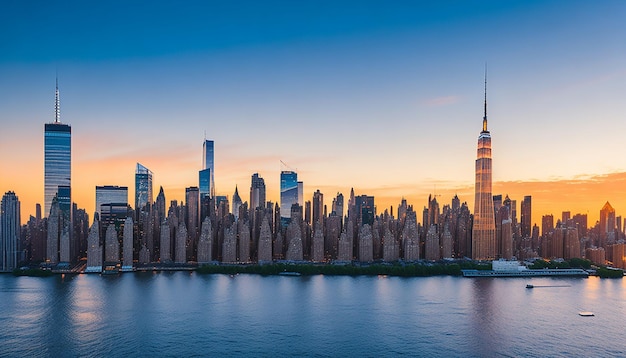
[185,186,200,237]
[135,163,153,212]
[600,201,616,246]
[95,186,128,216]
[472,77,496,260]
[297,181,304,208]
[202,140,215,197]
[521,196,532,238]
[1,192,21,271]
[231,186,242,220]
[312,190,324,225]
[249,173,266,210]
[331,193,344,218]
[280,171,298,226]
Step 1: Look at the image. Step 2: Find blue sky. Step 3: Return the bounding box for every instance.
[1,1,625,223]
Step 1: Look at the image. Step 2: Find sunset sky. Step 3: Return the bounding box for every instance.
[1,1,625,227]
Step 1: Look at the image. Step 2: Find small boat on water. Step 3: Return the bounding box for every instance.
[579,311,595,317]
[526,284,534,289]
[279,271,301,276]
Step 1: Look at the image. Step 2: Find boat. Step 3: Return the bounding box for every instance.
[279,271,301,276]
[526,284,534,289]
[579,311,595,317]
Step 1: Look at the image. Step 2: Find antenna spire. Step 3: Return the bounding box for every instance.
[54,74,60,124]
[482,64,488,132]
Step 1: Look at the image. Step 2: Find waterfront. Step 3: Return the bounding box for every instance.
[1,273,625,357]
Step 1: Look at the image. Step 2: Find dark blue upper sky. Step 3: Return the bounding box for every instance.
[1,0,625,219]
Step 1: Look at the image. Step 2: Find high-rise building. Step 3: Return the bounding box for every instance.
[232,186,242,220]
[135,163,153,212]
[600,201,616,238]
[201,140,215,197]
[44,78,71,217]
[1,192,21,271]
[521,196,532,238]
[332,193,344,218]
[541,214,554,237]
[250,173,266,210]
[472,75,496,260]
[297,181,304,207]
[312,190,324,225]
[356,195,375,226]
[185,186,200,238]
[95,186,128,216]
[280,171,298,226]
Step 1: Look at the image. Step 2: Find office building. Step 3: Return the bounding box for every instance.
[200,140,215,198]
[521,196,532,238]
[135,163,153,212]
[250,173,266,210]
[95,186,128,216]
[312,190,324,225]
[44,78,71,217]
[1,192,21,271]
[280,171,298,225]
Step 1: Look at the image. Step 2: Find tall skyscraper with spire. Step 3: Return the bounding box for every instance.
[44,77,71,217]
[472,73,496,260]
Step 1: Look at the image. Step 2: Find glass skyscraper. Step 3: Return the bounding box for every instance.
[280,171,298,226]
[44,124,71,217]
[199,168,211,200]
[135,163,153,212]
[44,79,71,217]
[202,140,215,197]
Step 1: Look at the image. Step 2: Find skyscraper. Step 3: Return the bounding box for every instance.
[44,78,71,217]
[1,192,21,271]
[280,171,298,226]
[185,186,200,239]
[472,75,496,260]
[521,195,532,238]
[135,163,153,212]
[297,181,304,207]
[312,189,324,225]
[599,201,616,246]
[95,186,128,216]
[249,173,266,210]
[201,140,215,197]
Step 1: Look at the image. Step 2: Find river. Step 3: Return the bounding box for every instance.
[1,272,624,357]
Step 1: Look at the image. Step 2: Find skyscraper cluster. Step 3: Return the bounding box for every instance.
[5,77,625,272]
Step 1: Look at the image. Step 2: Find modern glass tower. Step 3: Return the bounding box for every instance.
[280,171,298,226]
[135,163,153,212]
[1,191,21,272]
[202,140,215,197]
[472,75,496,260]
[44,78,71,217]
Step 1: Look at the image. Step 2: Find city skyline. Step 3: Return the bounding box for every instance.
[1,1,626,225]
